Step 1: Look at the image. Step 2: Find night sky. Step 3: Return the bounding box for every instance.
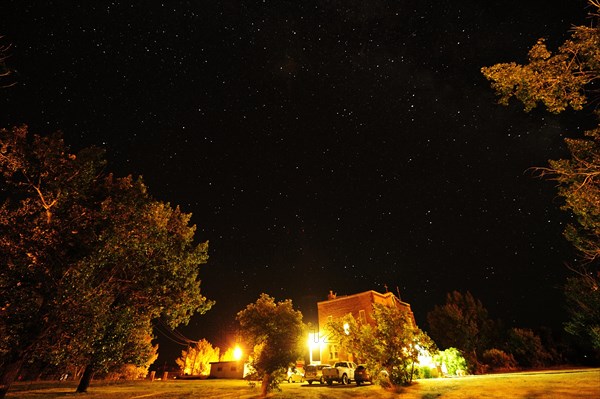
[1,1,595,366]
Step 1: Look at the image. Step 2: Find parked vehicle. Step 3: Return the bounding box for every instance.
[304,364,327,385]
[322,361,357,385]
[286,368,304,383]
[354,364,373,385]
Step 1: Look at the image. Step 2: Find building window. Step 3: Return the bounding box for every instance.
[217,367,223,372]
[329,344,339,360]
[359,310,366,324]
[230,366,237,371]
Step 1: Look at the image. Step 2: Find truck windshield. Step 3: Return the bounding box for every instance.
[334,362,345,367]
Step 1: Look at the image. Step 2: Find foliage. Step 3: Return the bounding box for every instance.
[0,36,15,88]
[413,365,435,379]
[0,126,213,397]
[426,291,496,372]
[236,294,304,397]
[370,304,436,386]
[325,312,372,364]
[482,0,600,352]
[327,303,436,387]
[103,360,157,381]
[564,273,600,351]
[505,328,552,368]
[219,347,237,362]
[176,339,220,376]
[434,347,468,376]
[482,348,517,372]
[481,2,600,115]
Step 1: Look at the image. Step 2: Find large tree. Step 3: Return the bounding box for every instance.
[481,0,600,353]
[327,303,435,386]
[176,339,219,376]
[236,294,304,398]
[427,291,496,372]
[0,126,213,397]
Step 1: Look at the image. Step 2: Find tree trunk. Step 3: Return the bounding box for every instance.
[76,365,95,393]
[0,358,24,399]
[260,373,270,398]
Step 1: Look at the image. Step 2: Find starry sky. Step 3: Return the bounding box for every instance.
[1,1,596,365]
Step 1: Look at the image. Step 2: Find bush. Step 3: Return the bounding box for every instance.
[482,348,517,371]
[414,365,435,379]
[434,348,468,376]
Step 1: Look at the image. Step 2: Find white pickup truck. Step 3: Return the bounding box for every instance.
[322,361,357,385]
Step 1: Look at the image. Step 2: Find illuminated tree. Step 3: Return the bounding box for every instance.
[434,348,468,376]
[176,339,220,376]
[236,294,304,398]
[326,312,371,364]
[0,126,213,397]
[368,303,435,386]
[482,0,600,353]
[220,346,242,361]
[327,304,436,386]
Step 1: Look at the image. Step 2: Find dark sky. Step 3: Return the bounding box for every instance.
[1,1,595,365]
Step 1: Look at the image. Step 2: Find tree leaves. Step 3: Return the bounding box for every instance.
[0,126,212,394]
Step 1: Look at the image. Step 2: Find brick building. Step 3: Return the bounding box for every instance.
[309,289,414,365]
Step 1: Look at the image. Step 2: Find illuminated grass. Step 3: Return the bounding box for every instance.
[6,368,599,399]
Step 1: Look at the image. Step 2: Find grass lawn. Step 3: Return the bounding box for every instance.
[6,368,599,399]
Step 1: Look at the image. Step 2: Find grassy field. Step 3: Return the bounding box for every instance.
[6,368,599,399]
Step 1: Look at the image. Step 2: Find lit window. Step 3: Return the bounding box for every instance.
[330,344,339,360]
[359,310,366,324]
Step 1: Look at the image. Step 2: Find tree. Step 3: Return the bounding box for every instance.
[369,303,436,386]
[176,339,219,376]
[505,328,552,368]
[325,312,371,364]
[220,346,242,361]
[0,36,15,88]
[0,126,213,397]
[434,348,468,376]
[426,291,496,372]
[236,294,304,398]
[327,303,436,387]
[564,273,600,351]
[75,180,213,392]
[482,0,600,353]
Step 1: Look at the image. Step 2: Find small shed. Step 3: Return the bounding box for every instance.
[209,360,250,379]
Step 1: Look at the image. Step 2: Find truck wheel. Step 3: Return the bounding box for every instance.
[356,380,361,386]
[308,380,313,385]
[341,374,348,385]
[327,379,333,385]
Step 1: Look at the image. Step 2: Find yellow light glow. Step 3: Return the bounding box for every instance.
[343,322,350,335]
[233,345,243,361]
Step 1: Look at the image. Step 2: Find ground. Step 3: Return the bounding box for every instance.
[6,368,599,399]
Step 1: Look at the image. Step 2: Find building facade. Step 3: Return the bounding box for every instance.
[311,290,414,365]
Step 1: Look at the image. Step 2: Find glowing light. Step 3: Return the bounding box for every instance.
[233,345,243,361]
[343,322,350,335]
[307,332,327,364]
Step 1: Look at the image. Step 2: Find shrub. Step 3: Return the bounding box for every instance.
[482,348,517,371]
[434,348,468,376]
